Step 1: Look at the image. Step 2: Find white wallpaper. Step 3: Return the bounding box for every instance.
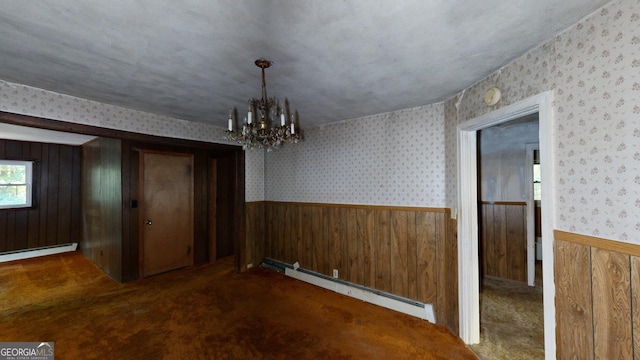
[454,0,639,242]
[0,79,267,202]
[0,80,230,142]
[265,104,446,207]
[553,0,639,241]
[444,97,459,209]
[0,0,637,242]
[245,150,265,202]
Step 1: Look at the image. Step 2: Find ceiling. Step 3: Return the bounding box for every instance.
[0,1,610,129]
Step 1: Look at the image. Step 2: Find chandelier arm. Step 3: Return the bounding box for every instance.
[226,58,300,150]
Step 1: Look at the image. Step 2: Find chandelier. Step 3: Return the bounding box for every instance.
[226,58,300,151]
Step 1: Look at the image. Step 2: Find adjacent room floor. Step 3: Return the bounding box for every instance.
[471,266,545,359]
[0,252,477,359]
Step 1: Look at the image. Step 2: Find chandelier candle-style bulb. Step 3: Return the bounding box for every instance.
[225,58,301,150]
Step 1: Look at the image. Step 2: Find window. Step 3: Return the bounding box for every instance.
[0,160,33,209]
[530,148,541,201]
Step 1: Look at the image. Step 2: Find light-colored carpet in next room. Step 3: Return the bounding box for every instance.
[471,272,544,359]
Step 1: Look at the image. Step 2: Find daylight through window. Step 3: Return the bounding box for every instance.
[0,160,33,209]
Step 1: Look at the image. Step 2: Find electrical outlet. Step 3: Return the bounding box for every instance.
[247,263,253,269]
[333,269,339,278]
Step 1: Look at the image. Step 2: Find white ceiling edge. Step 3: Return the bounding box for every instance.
[0,122,96,146]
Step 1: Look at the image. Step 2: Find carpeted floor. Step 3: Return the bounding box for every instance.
[0,252,477,359]
[470,273,544,359]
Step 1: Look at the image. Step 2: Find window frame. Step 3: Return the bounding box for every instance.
[0,159,34,210]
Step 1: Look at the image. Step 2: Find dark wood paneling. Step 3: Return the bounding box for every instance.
[119,142,241,279]
[81,138,123,281]
[300,205,313,270]
[0,139,81,253]
[416,212,437,304]
[216,153,236,260]
[480,202,527,283]
[506,205,526,282]
[391,211,408,298]
[375,210,392,293]
[0,112,245,282]
[121,140,138,282]
[435,212,447,325]
[358,208,376,288]
[406,212,417,300]
[257,202,455,331]
[245,202,265,269]
[38,144,50,248]
[57,145,73,245]
[327,207,345,279]
[46,145,60,246]
[346,208,358,284]
[445,217,459,333]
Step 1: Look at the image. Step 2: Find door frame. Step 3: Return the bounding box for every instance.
[139,149,195,277]
[525,142,540,287]
[457,91,556,358]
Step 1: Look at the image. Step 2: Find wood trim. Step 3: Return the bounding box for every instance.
[262,201,450,214]
[479,201,527,206]
[0,110,238,152]
[555,230,640,257]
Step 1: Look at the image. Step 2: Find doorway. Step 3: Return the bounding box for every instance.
[457,92,555,358]
[473,116,544,358]
[140,151,194,277]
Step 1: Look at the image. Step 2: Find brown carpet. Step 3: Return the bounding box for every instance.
[0,252,477,359]
[470,275,544,359]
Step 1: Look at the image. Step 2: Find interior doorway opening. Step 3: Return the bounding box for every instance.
[471,115,544,358]
[457,92,555,359]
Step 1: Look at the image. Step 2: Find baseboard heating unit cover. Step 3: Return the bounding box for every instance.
[263,258,435,323]
[0,243,78,263]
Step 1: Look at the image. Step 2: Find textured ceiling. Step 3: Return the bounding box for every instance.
[0,0,610,129]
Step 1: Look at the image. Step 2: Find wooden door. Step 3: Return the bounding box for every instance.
[141,151,194,277]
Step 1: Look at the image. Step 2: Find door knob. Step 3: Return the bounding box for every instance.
[145,220,152,225]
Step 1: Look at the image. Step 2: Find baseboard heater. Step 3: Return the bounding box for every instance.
[261,258,436,323]
[0,243,78,263]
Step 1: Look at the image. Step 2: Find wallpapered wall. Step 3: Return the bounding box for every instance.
[0,80,266,202]
[0,0,637,242]
[452,0,639,242]
[264,104,446,207]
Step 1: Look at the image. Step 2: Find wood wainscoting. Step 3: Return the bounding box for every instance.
[245,201,459,333]
[555,230,640,359]
[480,201,527,283]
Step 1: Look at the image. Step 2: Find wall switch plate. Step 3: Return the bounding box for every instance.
[333,269,339,278]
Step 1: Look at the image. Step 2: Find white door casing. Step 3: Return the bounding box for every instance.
[457,91,556,359]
